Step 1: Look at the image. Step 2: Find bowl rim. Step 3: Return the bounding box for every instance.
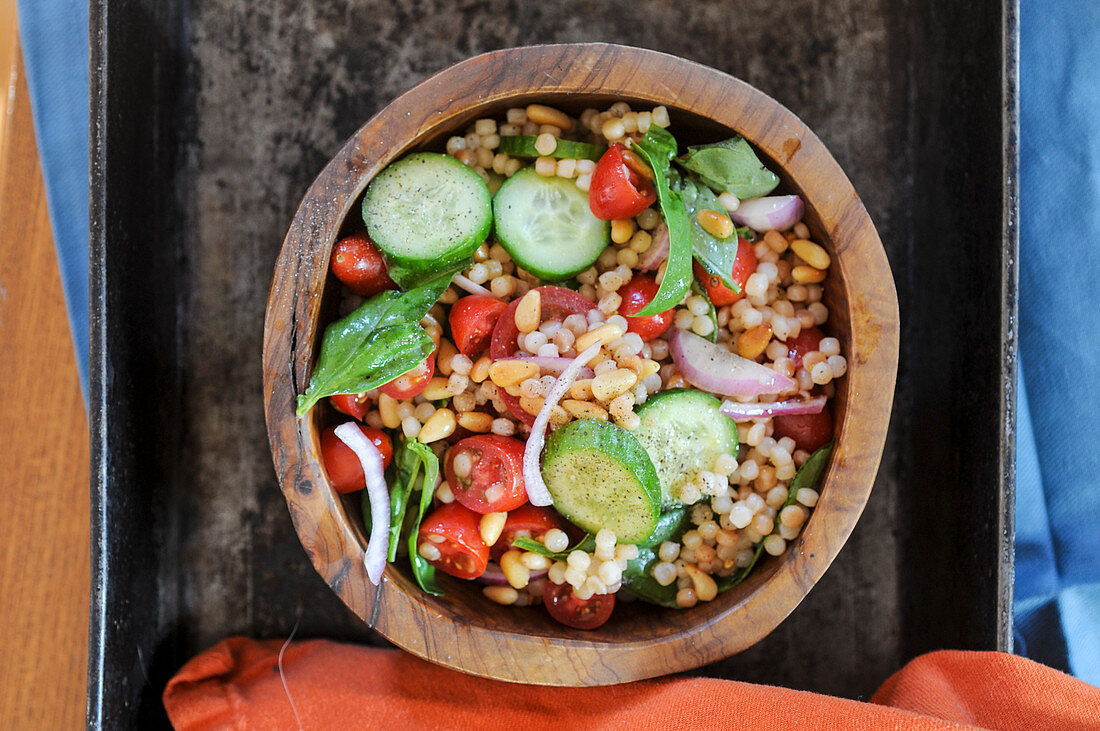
[262,42,899,685]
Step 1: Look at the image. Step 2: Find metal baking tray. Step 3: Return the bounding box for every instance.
[89,0,1017,726]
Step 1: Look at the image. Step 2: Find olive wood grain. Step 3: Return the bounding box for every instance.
[263,43,899,686]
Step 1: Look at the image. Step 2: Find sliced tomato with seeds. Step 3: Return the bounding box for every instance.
[588,143,657,221]
[489,285,596,425]
[320,424,393,494]
[617,272,674,341]
[449,295,508,357]
[445,435,527,514]
[490,504,565,560]
[543,581,615,630]
[417,502,490,580]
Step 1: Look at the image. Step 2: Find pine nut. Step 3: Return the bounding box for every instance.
[378,393,401,429]
[611,218,636,244]
[470,355,491,383]
[764,229,789,253]
[479,512,508,546]
[521,552,552,571]
[737,323,774,360]
[697,210,734,239]
[436,339,458,376]
[488,359,540,387]
[525,104,571,130]
[569,378,593,400]
[620,148,654,180]
[591,369,639,402]
[422,377,452,401]
[562,399,610,421]
[500,550,531,589]
[418,408,456,443]
[638,359,661,379]
[457,411,494,433]
[483,585,519,605]
[514,289,541,333]
[575,323,625,353]
[792,265,827,284]
[790,239,831,270]
[519,396,545,416]
[684,564,718,602]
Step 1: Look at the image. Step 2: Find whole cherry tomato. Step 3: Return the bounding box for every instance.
[588,143,657,220]
[490,285,596,426]
[543,581,615,630]
[445,435,527,514]
[772,407,833,453]
[320,424,393,494]
[783,326,825,370]
[330,234,397,297]
[330,393,370,421]
[417,502,490,579]
[616,273,674,341]
[490,504,566,560]
[449,295,508,357]
[693,236,757,306]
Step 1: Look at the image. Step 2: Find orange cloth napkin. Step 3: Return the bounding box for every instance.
[163,638,1100,730]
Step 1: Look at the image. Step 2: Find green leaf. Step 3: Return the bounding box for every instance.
[621,547,680,608]
[296,268,458,416]
[689,280,719,343]
[512,534,596,561]
[680,177,742,294]
[677,136,779,199]
[386,255,473,292]
[387,438,423,561]
[407,441,443,596]
[717,441,835,591]
[630,128,693,317]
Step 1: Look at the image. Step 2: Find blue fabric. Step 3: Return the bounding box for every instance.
[16,0,90,402]
[1015,0,1100,686]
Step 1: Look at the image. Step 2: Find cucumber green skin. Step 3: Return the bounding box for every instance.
[497,135,606,162]
[541,419,661,544]
[361,152,492,274]
[633,389,740,507]
[492,167,610,280]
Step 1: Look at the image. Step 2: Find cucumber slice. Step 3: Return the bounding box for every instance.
[633,389,740,506]
[493,167,610,279]
[541,419,661,544]
[362,152,492,277]
[497,135,606,161]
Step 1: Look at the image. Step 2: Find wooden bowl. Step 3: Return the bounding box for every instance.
[263,43,899,685]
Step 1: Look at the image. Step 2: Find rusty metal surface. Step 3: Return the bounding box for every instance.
[91,0,1014,725]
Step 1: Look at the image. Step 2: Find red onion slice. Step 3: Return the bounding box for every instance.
[638,221,669,271]
[729,195,804,233]
[719,396,826,420]
[453,274,498,299]
[507,356,595,378]
[522,341,603,506]
[669,327,796,398]
[477,562,548,585]
[334,421,389,586]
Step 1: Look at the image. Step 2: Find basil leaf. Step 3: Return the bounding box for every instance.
[296,268,457,415]
[386,255,473,292]
[629,128,693,317]
[621,547,680,608]
[689,280,719,343]
[387,438,423,561]
[406,441,443,596]
[678,136,779,199]
[512,534,596,561]
[680,177,741,294]
[717,441,835,591]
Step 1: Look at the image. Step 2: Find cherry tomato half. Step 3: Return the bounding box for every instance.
[616,273,674,341]
[543,581,615,630]
[449,295,508,357]
[692,236,757,306]
[783,326,825,370]
[773,407,833,453]
[330,393,370,421]
[491,504,566,560]
[490,285,596,426]
[320,424,393,494]
[330,234,397,297]
[417,502,490,579]
[445,435,527,514]
[378,356,435,400]
[588,143,657,220]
